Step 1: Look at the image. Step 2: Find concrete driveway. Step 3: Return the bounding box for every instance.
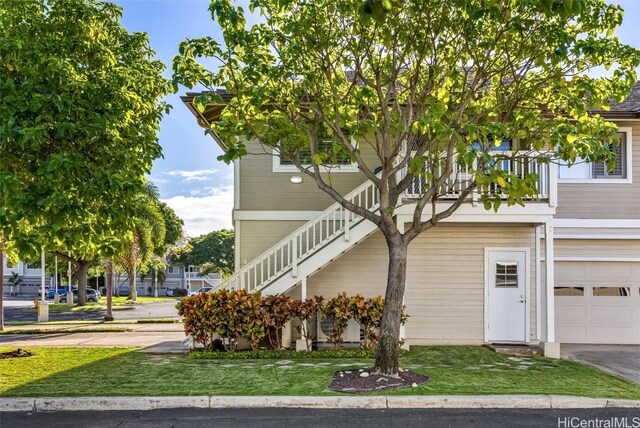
[562,344,640,384]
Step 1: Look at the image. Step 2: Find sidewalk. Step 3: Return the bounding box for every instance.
[0,323,188,353]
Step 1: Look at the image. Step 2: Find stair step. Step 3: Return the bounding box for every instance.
[485,343,544,357]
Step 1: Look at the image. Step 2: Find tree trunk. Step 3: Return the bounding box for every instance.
[105,259,114,321]
[374,236,408,376]
[77,260,90,306]
[129,263,137,301]
[0,240,4,331]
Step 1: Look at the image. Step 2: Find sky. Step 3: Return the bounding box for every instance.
[112,0,640,237]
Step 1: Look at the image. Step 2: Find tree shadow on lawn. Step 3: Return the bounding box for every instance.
[1,346,639,399]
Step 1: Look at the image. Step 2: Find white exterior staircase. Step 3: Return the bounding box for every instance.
[218,151,554,296]
[221,178,381,295]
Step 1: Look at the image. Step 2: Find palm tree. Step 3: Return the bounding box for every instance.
[117,182,166,301]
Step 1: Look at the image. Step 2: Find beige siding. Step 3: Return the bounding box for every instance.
[239,220,305,266]
[556,121,640,219]
[553,239,640,258]
[556,227,640,238]
[239,140,380,211]
[307,224,537,345]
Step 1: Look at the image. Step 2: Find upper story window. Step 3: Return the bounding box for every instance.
[167,266,179,274]
[558,129,632,184]
[273,130,358,172]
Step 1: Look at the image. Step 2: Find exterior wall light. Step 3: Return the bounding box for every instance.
[290,175,303,184]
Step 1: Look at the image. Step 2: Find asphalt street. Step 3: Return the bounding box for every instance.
[2,408,640,428]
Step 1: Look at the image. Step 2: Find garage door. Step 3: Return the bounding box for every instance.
[555,262,640,344]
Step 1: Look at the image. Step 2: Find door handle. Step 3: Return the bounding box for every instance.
[519,295,525,303]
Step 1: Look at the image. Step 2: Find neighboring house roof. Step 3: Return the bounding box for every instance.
[182,81,640,146]
[609,81,640,113]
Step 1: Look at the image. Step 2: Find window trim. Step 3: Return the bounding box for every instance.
[271,143,360,173]
[558,127,633,184]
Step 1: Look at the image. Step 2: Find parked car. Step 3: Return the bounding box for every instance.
[47,286,77,299]
[117,286,129,296]
[59,289,99,303]
[188,287,214,296]
[167,287,188,297]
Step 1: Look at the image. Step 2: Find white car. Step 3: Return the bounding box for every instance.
[188,287,214,296]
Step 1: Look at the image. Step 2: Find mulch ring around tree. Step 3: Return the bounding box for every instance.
[329,368,429,393]
[0,349,34,359]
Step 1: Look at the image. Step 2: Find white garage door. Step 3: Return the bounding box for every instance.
[555,262,640,344]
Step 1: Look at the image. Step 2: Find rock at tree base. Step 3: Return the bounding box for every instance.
[329,368,429,393]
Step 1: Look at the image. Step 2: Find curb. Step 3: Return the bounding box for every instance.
[2,395,640,412]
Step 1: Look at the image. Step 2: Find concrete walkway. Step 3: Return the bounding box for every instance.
[562,344,640,384]
[0,323,188,354]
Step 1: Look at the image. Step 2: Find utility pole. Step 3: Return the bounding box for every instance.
[105,259,114,321]
[67,252,73,305]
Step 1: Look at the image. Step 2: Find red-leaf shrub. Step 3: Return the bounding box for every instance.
[290,295,324,351]
[261,294,294,349]
[321,292,352,348]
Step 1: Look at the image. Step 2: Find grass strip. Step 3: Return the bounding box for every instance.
[0,327,132,335]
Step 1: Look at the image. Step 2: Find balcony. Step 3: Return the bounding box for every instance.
[402,151,557,207]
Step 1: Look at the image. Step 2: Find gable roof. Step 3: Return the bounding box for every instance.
[182,81,640,147]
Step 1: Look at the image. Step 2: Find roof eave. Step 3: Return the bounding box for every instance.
[180,95,227,151]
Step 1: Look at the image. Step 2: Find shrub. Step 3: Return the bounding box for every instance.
[290,295,324,351]
[350,295,384,349]
[176,293,216,350]
[321,292,352,348]
[177,289,264,351]
[212,289,264,351]
[260,294,294,349]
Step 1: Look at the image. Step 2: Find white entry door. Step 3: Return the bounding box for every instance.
[486,250,528,343]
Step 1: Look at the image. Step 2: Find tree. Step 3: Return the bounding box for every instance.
[116,184,183,300]
[0,0,172,305]
[173,0,640,374]
[0,236,4,330]
[158,202,185,255]
[173,229,234,277]
[116,183,166,301]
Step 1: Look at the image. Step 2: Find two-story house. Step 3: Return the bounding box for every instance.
[1,258,44,295]
[182,83,640,356]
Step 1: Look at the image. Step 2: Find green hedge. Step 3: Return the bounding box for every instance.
[188,348,411,360]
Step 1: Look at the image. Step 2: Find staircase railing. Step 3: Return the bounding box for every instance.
[219,177,380,293]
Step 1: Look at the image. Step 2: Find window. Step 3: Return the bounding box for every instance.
[593,287,631,297]
[558,130,632,183]
[273,130,358,172]
[167,266,179,274]
[554,287,584,296]
[495,262,518,288]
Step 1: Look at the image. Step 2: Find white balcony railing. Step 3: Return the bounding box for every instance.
[403,151,556,204]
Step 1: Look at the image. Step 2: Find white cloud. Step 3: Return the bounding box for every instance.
[163,168,220,182]
[150,177,170,184]
[189,186,218,197]
[162,185,234,237]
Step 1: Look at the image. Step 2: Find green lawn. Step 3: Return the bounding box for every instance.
[44,296,178,312]
[1,346,639,398]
